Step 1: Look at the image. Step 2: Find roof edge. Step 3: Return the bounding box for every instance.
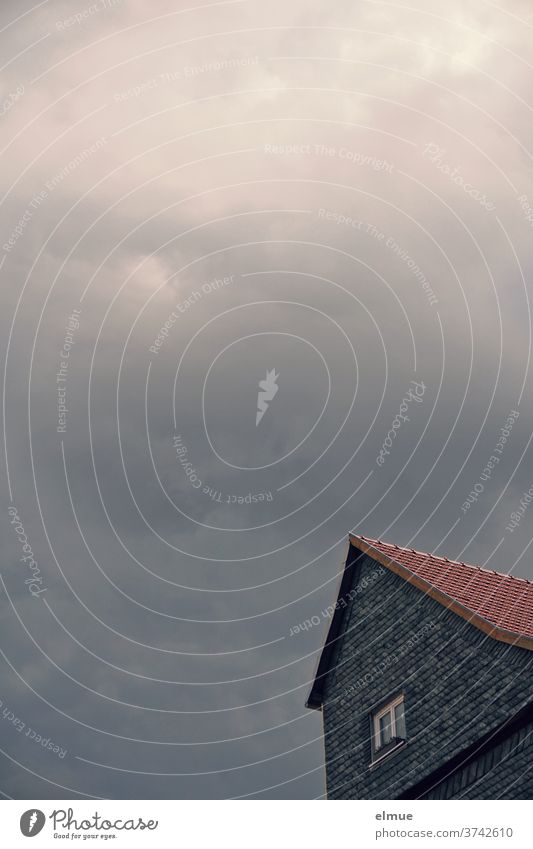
[306,539,361,710]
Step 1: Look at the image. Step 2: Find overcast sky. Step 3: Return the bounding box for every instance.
[1,0,533,799]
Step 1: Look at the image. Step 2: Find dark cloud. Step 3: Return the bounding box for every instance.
[1,0,532,799]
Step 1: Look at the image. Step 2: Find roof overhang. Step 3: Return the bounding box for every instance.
[306,539,364,710]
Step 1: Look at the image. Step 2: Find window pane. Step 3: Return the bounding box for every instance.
[394,702,406,738]
[379,712,392,746]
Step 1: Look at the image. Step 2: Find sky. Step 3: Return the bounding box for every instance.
[1,0,533,799]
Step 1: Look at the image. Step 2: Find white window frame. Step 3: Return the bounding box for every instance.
[371,693,406,761]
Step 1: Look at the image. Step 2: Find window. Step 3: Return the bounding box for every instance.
[371,693,406,762]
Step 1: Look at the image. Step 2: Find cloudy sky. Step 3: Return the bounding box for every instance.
[1,0,533,799]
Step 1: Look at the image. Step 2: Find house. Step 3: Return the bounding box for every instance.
[307,534,533,799]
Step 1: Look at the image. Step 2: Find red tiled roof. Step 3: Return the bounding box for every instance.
[351,534,533,642]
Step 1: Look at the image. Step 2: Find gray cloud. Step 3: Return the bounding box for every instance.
[1,0,533,799]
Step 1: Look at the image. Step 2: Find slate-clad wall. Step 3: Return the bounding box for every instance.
[424,719,533,799]
[458,743,533,800]
[322,549,533,799]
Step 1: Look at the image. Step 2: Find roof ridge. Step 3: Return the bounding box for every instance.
[353,534,533,586]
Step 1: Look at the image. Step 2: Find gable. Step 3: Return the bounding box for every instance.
[317,551,533,799]
[308,536,533,710]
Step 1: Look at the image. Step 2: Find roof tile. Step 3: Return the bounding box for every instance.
[351,535,533,640]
